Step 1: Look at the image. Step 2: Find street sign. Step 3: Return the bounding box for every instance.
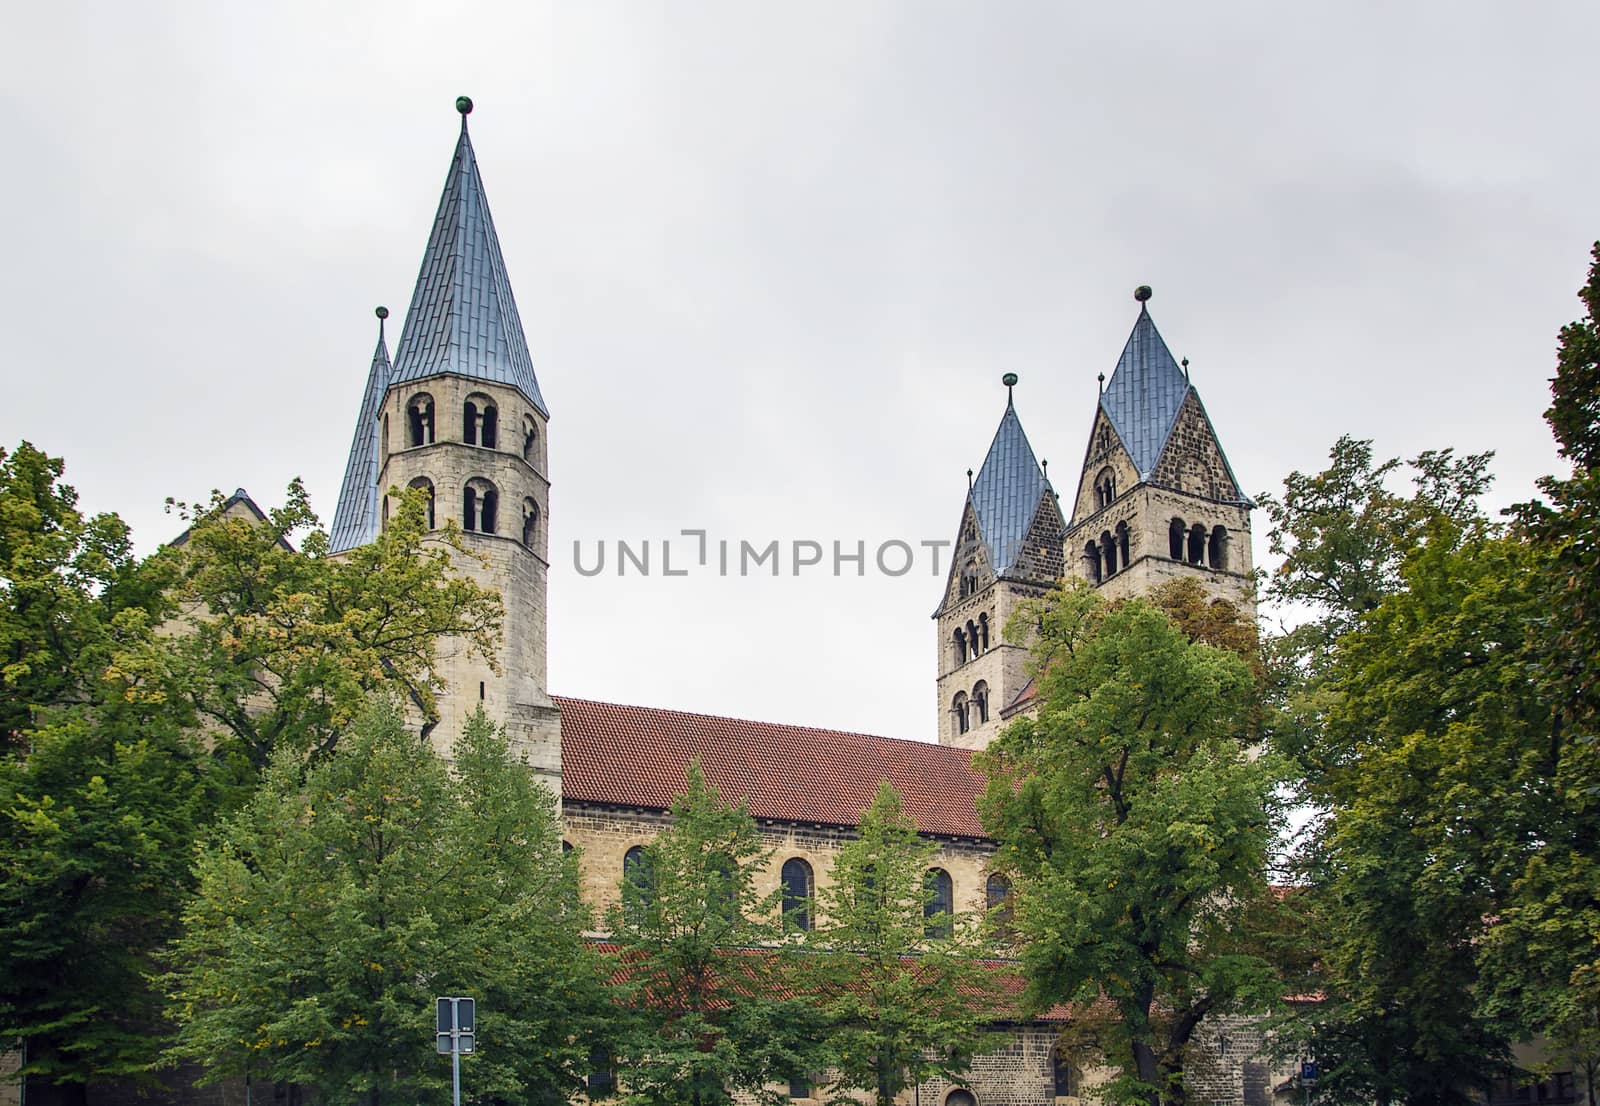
[1301,1061,1317,1083]
[435,997,478,1106]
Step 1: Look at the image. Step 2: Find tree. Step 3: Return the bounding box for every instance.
[800,780,1006,1106]
[166,701,605,1106]
[607,762,829,1106]
[978,582,1281,1106]
[118,482,502,769]
[0,706,214,1103]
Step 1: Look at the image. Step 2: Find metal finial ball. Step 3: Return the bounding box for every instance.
[375,306,389,320]
[1134,285,1153,303]
[1001,372,1019,388]
[456,96,474,115]
[1098,372,1106,383]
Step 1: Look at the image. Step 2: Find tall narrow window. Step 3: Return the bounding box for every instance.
[1116,521,1130,567]
[1085,541,1102,584]
[924,868,954,938]
[406,393,435,447]
[1101,530,1118,576]
[522,498,540,549]
[1209,525,1228,571]
[986,873,1012,939]
[463,400,480,445]
[622,845,654,926]
[522,416,539,465]
[481,403,498,449]
[587,1046,616,1097]
[1052,1051,1077,1097]
[978,612,990,651]
[953,693,969,735]
[381,413,390,461]
[953,629,968,666]
[1169,517,1186,560]
[966,619,979,656]
[408,476,435,529]
[1188,522,1206,565]
[781,857,814,932]
[972,680,989,724]
[463,486,477,532]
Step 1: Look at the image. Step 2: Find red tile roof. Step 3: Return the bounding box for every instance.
[555,696,990,839]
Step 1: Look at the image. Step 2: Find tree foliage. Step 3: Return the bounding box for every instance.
[607,762,829,1106]
[801,781,1006,1106]
[979,582,1280,1106]
[166,701,604,1106]
[117,483,502,769]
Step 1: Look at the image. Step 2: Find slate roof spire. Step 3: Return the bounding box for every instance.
[968,376,1047,575]
[328,307,392,553]
[387,97,548,416]
[1098,286,1192,480]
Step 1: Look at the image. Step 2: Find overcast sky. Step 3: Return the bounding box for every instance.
[2,1,1596,741]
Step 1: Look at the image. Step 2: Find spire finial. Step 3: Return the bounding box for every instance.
[1041,458,1049,479]
[375,304,389,340]
[967,468,974,493]
[1134,284,1152,304]
[1097,371,1106,395]
[456,95,473,129]
[1182,356,1190,382]
[1002,371,1018,404]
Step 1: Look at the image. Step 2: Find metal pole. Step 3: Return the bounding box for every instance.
[452,1043,461,1106]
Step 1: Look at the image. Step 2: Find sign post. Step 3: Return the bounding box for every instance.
[435,997,477,1106]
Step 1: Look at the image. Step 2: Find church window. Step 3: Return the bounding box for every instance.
[463,478,498,534]
[1051,1051,1078,1097]
[944,1092,977,1106]
[623,845,654,925]
[781,857,814,932]
[1100,530,1118,576]
[1188,522,1207,566]
[381,413,390,461]
[986,872,1012,938]
[587,1046,616,1095]
[959,561,979,598]
[522,415,539,466]
[522,497,540,550]
[463,394,498,448]
[1095,467,1116,510]
[953,628,968,666]
[1170,517,1186,560]
[953,692,969,735]
[381,495,389,532]
[788,1075,812,1100]
[406,393,435,447]
[972,680,989,724]
[966,619,979,657]
[978,612,990,651]
[924,867,954,938]
[1209,525,1228,571]
[1116,521,1130,568]
[408,476,435,529]
[1084,541,1102,585]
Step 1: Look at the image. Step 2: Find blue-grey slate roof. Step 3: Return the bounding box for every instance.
[1100,306,1190,479]
[969,400,1047,575]
[328,330,391,553]
[388,118,548,417]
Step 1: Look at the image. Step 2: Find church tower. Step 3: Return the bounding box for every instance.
[934,376,1065,750]
[1062,287,1254,610]
[329,97,560,789]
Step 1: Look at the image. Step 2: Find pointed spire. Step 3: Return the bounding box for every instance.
[329,307,393,553]
[388,98,548,416]
[968,384,1047,575]
[1100,285,1191,479]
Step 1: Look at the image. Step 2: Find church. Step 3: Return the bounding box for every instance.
[326,98,1275,1106]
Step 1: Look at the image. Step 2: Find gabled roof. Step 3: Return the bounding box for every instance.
[388,107,548,416]
[968,399,1047,575]
[1100,304,1190,479]
[328,321,391,553]
[556,696,989,840]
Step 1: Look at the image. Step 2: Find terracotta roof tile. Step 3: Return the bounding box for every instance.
[556,697,989,839]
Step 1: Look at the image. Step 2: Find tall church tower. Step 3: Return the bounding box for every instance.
[1062,288,1254,610]
[329,97,560,790]
[933,377,1065,750]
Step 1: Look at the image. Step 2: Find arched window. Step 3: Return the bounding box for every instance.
[522,416,539,466]
[1209,525,1228,571]
[959,562,978,598]
[522,498,540,550]
[1100,530,1118,576]
[924,867,954,938]
[972,680,989,724]
[1188,522,1207,565]
[406,393,435,447]
[781,857,814,932]
[464,478,498,534]
[622,845,654,925]
[1095,466,1116,510]
[1116,520,1130,568]
[1170,517,1186,560]
[1051,1051,1077,1097]
[966,619,979,657]
[407,476,435,529]
[986,873,1012,938]
[381,495,390,532]
[381,413,390,461]
[463,393,498,448]
[953,628,968,666]
[1085,541,1102,585]
[953,692,969,735]
[978,612,990,651]
[944,1092,977,1106]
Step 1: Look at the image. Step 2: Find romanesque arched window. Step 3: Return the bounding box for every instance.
[978,612,990,651]
[407,476,435,529]
[522,415,539,466]
[953,628,968,666]
[944,1091,977,1106]
[953,692,969,735]
[1085,541,1102,585]
[986,872,1012,939]
[972,680,989,724]
[1170,517,1186,560]
[381,413,390,462]
[1116,520,1130,568]
[1209,525,1228,571]
[406,393,435,447]
[1095,467,1116,510]
[522,497,540,550]
[463,393,498,448]
[463,478,498,534]
[959,561,978,598]
[781,857,814,932]
[924,867,954,938]
[1051,1051,1078,1098]
[622,845,654,925]
[1188,522,1207,565]
[1100,530,1118,576]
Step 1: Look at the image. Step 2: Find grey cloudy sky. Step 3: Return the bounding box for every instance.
[2,1,1596,740]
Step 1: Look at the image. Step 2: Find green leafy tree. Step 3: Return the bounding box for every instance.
[166,701,605,1106]
[978,582,1281,1106]
[607,762,829,1106]
[119,482,502,768]
[801,780,1005,1106]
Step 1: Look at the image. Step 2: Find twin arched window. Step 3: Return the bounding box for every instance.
[958,561,979,599]
[464,394,498,448]
[924,867,954,938]
[1094,467,1116,510]
[406,393,435,447]
[464,478,498,534]
[1169,518,1229,570]
[781,857,814,932]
